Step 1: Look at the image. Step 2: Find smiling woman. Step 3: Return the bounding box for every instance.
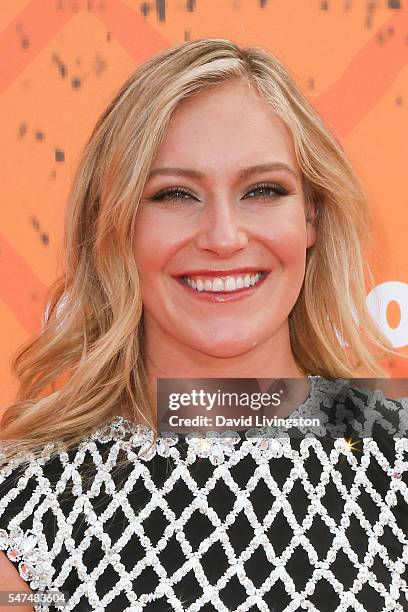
[0,38,407,611]
[134,79,317,381]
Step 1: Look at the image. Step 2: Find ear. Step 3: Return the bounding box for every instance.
[305,200,318,249]
[302,178,318,249]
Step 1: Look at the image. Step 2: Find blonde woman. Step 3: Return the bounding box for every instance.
[0,39,407,612]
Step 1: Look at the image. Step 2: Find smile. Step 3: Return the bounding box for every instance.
[181,271,268,293]
[174,270,270,302]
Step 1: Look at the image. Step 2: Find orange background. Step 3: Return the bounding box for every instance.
[1,0,408,407]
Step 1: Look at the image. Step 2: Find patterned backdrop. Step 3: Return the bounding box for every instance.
[1,0,408,407]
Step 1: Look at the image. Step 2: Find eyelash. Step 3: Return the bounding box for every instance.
[150,182,290,204]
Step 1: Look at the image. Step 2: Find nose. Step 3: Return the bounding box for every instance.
[195,197,248,257]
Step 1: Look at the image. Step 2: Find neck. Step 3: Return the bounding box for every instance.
[143,319,306,413]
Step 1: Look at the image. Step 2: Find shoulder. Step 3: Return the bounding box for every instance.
[313,376,407,435]
[305,378,408,478]
[0,453,53,592]
[0,418,159,594]
[318,379,408,482]
[0,433,102,594]
[0,416,152,532]
[342,379,407,437]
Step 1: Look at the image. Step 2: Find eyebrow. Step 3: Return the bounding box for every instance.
[147,162,298,181]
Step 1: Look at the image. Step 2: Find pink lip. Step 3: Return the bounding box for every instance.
[174,272,270,302]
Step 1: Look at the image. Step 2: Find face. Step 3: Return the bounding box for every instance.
[134,79,316,359]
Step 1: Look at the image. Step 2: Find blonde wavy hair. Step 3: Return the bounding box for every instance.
[0,38,397,467]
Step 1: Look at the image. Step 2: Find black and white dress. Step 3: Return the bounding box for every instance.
[0,377,407,612]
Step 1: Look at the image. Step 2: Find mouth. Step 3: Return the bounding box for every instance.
[174,270,270,302]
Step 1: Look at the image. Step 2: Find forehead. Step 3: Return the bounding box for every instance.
[152,79,299,175]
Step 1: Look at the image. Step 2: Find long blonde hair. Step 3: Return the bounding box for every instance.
[0,38,397,467]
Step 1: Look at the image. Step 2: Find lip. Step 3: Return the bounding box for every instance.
[174,271,270,302]
[172,267,270,280]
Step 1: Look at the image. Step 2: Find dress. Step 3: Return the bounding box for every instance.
[0,376,407,612]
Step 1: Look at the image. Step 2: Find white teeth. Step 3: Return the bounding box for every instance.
[224,277,237,291]
[212,278,224,292]
[183,272,263,293]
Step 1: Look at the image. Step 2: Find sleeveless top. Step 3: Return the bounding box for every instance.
[0,376,407,612]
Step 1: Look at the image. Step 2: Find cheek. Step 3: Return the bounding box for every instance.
[133,213,174,277]
[260,214,308,266]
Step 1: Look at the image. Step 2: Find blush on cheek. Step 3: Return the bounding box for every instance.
[268,230,308,265]
[134,213,192,262]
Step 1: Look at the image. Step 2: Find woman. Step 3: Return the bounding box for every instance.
[0,38,407,611]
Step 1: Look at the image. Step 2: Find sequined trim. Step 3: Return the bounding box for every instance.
[0,377,407,611]
[0,526,55,611]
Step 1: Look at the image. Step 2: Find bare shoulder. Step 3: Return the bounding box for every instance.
[0,551,34,611]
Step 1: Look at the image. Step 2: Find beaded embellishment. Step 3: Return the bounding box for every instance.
[0,377,407,611]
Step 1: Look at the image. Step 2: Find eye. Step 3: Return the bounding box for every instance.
[244,182,290,200]
[148,182,290,205]
[150,187,196,204]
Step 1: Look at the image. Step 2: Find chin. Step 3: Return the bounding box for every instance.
[191,335,262,359]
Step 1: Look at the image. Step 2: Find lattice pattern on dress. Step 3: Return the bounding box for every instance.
[0,377,407,612]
